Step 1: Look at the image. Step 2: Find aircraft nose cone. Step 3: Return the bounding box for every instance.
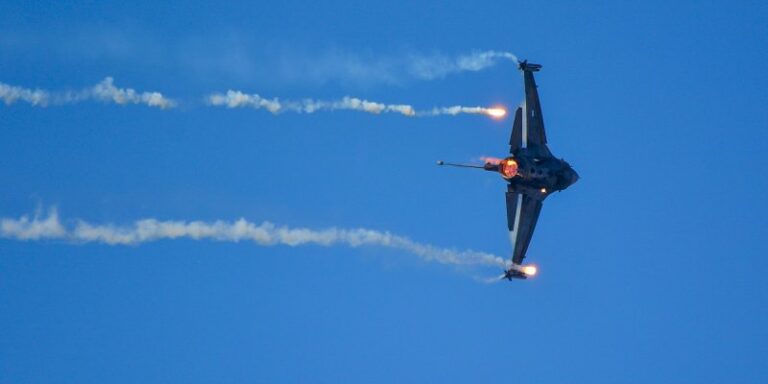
[571,169,580,185]
[560,167,578,189]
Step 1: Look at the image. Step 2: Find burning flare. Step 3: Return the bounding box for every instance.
[522,265,538,277]
[486,108,507,119]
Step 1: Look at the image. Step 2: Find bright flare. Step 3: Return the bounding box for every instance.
[522,265,538,276]
[486,108,507,119]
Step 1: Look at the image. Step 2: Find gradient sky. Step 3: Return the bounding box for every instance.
[1,1,767,383]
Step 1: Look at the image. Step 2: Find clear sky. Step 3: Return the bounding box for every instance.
[1,1,767,383]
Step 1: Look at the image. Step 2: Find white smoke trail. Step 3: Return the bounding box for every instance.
[419,106,506,117]
[208,90,505,118]
[0,208,67,240]
[0,78,176,109]
[263,49,519,85]
[88,77,175,109]
[208,91,416,116]
[0,83,51,106]
[408,50,519,80]
[1,208,508,269]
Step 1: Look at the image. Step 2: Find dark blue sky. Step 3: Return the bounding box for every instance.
[1,1,767,383]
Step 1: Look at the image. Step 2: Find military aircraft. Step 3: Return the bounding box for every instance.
[437,61,578,280]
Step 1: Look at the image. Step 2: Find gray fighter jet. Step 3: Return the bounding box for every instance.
[438,61,578,280]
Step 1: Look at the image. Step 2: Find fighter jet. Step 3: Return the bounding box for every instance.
[437,61,578,280]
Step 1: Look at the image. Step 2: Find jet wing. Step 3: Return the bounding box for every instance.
[509,70,551,157]
[505,185,544,265]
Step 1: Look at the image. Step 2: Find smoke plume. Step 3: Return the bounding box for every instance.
[1,208,508,269]
[0,78,176,109]
[262,49,519,86]
[88,77,175,109]
[208,91,416,116]
[419,106,506,117]
[208,90,505,118]
[408,50,519,80]
[0,83,51,106]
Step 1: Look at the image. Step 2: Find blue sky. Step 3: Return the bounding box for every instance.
[1,1,767,383]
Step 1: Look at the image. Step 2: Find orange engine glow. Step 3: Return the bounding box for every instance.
[486,108,507,119]
[522,265,538,276]
[500,158,518,178]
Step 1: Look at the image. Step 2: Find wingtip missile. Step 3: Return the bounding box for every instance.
[436,161,490,170]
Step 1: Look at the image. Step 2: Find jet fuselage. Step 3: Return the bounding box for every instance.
[437,60,578,281]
